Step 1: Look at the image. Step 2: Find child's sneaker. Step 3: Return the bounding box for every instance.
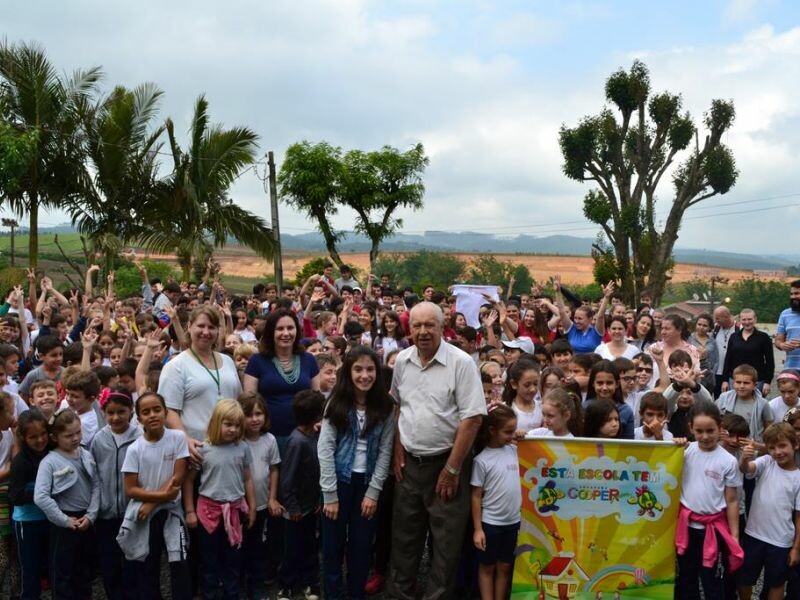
[302,585,321,600]
[275,588,293,600]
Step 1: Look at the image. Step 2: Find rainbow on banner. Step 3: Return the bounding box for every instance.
[511,437,684,600]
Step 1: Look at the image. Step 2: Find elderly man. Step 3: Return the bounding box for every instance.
[720,309,774,396]
[712,306,739,397]
[387,302,486,600]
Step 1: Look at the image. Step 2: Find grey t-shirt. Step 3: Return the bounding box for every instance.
[245,434,280,510]
[121,429,189,505]
[19,365,63,398]
[198,442,253,503]
[58,455,94,513]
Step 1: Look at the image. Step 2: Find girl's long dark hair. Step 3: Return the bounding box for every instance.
[324,345,394,434]
[586,359,623,405]
[583,399,620,438]
[502,359,540,405]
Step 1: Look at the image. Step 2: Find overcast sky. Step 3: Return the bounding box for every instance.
[3,0,800,254]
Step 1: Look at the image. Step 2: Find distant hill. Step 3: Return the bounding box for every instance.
[3,224,794,271]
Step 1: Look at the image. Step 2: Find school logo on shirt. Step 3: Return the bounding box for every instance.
[163,453,176,462]
[704,469,722,481]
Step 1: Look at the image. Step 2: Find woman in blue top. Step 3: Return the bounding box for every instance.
[243,308,320,453]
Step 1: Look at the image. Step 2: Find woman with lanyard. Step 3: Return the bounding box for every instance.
[243,307,320,454]
[161,306,242,461]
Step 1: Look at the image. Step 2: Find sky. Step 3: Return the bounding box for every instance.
[3,0,800,254]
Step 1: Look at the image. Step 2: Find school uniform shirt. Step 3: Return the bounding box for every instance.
[197,442,252,503]
[625,390,646,428]
[745,456,800,548]
[511,401,542,434]
[769,396,800,424]
[680,442,742,529]
[121,429,189,506]
[470,445,522,526]
[525,428,574,439]
[245,433,281,511]
[634,425,673,441]
[79,410,99,448]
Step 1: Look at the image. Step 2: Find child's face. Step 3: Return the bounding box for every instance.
[504,348,521,366]
[99,336,114,356]
[104,401,132,434]
[619,369,637,395]
[23,421,49,453]
[235,355,249,372]
[351,355,376,395]
[137,396,166,435]
[733,375,756,399]
[690,415,720,451]
[484,364,503,387]
[118,375,135,393]
[767,438,798,469]
[221,418,241,443]
[641,408,666,426]
[541,373,561,397]
[553,352,572,369]
[110,348,123,369]
[542,401,569,435]
[593,372,617,400]
[636,362,653,387]
[677,387,694,409]
[3,355,18,377]
[386,353,397,369]
[721,432,741,454]
[133,345,145,363]
[512,370,539,403]
[306,342,322,356]
[534,352,549,367]
[225,335,240,350]
[779,380,800,406]
[245,405,266,437]
[599,411,620,438]
[42,347,63,370]
[491,418,517,447]
[568,363,589,391]
[319,364,338,393]
[54,419,82,453]
[66,389,93,414]
[482,382,494,404]
[32,387,58,416]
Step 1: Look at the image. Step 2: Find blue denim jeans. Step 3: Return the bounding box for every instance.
[322,473,377,600]
[14,519,48,600]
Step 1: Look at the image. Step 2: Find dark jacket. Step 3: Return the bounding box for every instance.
[278,428,320,516]
[721,328,775,383]
[9,445,48,520]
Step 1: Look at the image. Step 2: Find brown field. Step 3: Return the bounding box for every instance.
[196,248,762,285]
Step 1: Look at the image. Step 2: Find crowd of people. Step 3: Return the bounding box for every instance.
[0,258,797,600]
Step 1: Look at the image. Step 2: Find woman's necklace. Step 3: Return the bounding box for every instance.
[190,347,221,398]
[272,354,301,385]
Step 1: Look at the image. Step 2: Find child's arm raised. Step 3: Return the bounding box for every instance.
[739,440,758,476]
[471,486,486,551]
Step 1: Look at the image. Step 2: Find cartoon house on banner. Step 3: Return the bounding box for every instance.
[540,553,589,599]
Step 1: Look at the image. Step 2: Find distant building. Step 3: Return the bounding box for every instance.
[753,269,787,279]
[662,301,710,321]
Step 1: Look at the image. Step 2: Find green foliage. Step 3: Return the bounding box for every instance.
[293,257,332,287]
[465,255,533,292]
[114,260,176,298]
[0,266,27,293]
[605,60,650,114]
[0,117,37,195]
[704,145,738,194]
[583,189,612,224]
[373,251,465,292]
[591,235,620,284]
[728,279,789,323]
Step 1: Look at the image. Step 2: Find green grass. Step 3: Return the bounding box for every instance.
[0,232,86,257]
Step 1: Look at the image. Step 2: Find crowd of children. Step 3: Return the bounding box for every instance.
[0,262,795,600]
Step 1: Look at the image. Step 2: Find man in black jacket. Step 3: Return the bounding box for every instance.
[720,308,774,396]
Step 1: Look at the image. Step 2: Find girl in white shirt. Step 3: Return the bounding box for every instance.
[525,387,582,438]
[502,359,542,439]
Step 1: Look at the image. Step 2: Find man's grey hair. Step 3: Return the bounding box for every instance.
[409,301,445,326]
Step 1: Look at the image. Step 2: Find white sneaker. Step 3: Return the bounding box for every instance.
[302,586,321,600]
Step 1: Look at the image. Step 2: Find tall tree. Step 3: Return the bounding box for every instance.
[0,41,101,269]
[341,144,428,273]
[278,141,346,267]
[139,95,275,280]
[74,83,165,274]
[559,60,738,305]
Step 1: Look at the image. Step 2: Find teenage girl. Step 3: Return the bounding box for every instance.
[0,392,19,596]
[585,360,634,439]
[90,389,141,600]
[502,359,542,439]
[9,408,49,599]
[471,404,521,600]
[184,399,256,600]
[319,346,395,600]
[538,366,565,401]
[583,399,621,439]
[120,392,191,600]
[239,391,283,600]
[675,401,743,599]
[34,408,100,600]
[525,388,582,438]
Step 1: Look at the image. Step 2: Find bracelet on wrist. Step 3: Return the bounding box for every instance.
[445,463,460,476]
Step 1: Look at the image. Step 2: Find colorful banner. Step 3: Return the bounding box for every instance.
[512,438,684,600]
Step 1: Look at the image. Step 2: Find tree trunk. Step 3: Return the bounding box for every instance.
[28,195,38,270]
[648,222,681,306]
[313,210,344,268]
[369,241,380,278]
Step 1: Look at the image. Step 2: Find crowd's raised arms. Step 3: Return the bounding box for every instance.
[0,265,797,599]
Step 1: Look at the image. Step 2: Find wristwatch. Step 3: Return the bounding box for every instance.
[445,463,460,476]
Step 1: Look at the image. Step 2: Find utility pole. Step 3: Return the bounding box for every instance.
[267,151,283,289]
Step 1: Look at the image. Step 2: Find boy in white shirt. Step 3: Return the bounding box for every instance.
[736,423,800,600]
[634,392,673,441]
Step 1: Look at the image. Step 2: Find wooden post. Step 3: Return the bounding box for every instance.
[268,151,283,289]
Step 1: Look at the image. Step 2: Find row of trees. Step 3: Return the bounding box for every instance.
[0,41,276,279]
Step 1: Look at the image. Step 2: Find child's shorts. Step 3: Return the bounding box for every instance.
[736,534,792,589]
[477,521,520,566]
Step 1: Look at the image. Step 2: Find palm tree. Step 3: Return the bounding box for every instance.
[0,40,101,269]
[73,83,165,274]
[140,95,275,280]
